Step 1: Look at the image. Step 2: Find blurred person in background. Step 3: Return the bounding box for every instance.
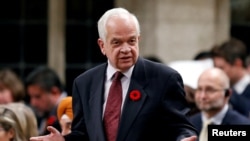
[0,105,25,141]
[0,68,26,104]
[211,37,250,118]
[189,68,250,141]
[193,50,213,61]
[245,54,250,74]
[0,103,38,141]
[25,66,67,135]
[0,68,39,139]
[7,102,39,140]
[169,58,214,116]
[57,96,73,135]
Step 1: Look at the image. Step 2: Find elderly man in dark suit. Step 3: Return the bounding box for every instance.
[30,7,197,141]
[189,68,250,141]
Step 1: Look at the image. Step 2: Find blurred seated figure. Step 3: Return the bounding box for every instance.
[25,66,67,135]
[183,85,198,116]
[0,68,26,104]
[7,102,38,140]
[0,68,39,138]
[0,103,37,141]
[193,50,213,61]
[211,38,250,118]
[189,68,250,141]
[0,106,22,141]
[57,96,73,135]
[169,58,214,116]
[245,54,250,74]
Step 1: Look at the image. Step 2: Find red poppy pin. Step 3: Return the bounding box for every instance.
[129,90,141,101]
[47,116,57,126]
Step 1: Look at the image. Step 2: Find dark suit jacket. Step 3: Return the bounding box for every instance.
[230,85,250,117]
[189,108,250,135]
[64,57,197,141]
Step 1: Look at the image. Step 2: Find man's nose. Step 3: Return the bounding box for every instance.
[120,44,131,53]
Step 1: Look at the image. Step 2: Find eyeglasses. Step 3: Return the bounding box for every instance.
[195,88,227,95]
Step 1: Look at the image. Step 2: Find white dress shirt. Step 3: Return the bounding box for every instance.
[102,61,134,117]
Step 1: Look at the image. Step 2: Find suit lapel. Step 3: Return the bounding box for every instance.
[88,64,107,141]
[87,58,149,141]
[117,58,149,141]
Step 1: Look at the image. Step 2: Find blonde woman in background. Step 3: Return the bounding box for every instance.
[0,68,39,139]
[7,103,38,140]
[0,105,26,141]
[0,103,38,141]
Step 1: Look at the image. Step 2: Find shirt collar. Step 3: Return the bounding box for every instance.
[233,74,250,94]
[201,104,229,125]
[106,60,134,81]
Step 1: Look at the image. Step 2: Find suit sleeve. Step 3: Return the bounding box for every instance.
[162,72,198,140]
[64,80,89,141]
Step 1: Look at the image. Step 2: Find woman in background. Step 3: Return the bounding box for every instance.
[8,103,38,140]
[0,105,26,141]
[0,68,39,139]
[0,103,38,141]
[0,68,25,104]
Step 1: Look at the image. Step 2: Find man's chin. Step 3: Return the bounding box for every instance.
[118,63,133,70]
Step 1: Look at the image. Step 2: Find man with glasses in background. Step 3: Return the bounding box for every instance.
[189,68,250,141]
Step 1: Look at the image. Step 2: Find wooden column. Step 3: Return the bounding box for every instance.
[48,0,66,83]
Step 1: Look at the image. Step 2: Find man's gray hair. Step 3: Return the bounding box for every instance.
[97,7,140,42]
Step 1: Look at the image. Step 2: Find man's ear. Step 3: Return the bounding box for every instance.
[225,88,232,97]
[97,38,105,55]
